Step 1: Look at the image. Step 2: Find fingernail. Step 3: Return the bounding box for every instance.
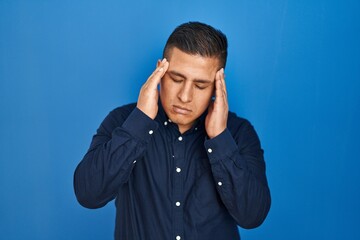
[162,58,167,63]
[158,67,163,72]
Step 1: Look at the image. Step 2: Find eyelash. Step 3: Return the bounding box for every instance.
[195,85,206,90]
[172,79,183,83]
[171,78,206,90]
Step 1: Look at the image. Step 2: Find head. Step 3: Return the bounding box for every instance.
[163,21,228,69]
[159,22,228,133]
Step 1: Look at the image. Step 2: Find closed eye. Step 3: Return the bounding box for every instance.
[167,71,185,84]
[193,79,212,90]
[195,84,207,90]
[172,78,183,83]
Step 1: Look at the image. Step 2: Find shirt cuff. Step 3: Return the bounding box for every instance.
[204,128,239,164]
[121,107,159,142]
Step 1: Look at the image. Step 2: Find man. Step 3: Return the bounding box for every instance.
[74,21,271,240]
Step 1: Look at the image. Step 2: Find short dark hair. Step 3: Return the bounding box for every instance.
[163,21,228,68]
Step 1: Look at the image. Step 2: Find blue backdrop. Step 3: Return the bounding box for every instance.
[1,0,359,239]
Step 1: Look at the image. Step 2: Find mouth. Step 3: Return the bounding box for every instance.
[172,105,192,115]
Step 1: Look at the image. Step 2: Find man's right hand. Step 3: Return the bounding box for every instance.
[137,58,169,119]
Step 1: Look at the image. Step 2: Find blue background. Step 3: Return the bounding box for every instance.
[1,0,359,239]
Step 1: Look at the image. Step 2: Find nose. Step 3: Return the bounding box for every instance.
[177,82,193,103]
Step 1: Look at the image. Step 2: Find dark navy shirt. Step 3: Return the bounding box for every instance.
[74,102,271,240]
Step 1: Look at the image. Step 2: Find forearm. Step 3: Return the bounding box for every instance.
[74,130,145,208]
[210,155,271,228]
[74,107,158,209]
[205,127,271,228]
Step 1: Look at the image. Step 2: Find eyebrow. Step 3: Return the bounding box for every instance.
[168,70,212,84]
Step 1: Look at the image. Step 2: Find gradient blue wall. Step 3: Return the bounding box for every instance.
[1,0,359,239]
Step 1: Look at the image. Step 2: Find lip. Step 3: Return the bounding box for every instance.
[172,105,192,115]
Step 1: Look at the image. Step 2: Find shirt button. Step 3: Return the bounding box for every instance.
[176,167,181,173]
[207,148,212,153]
[175,201,181,207]
[195,127,198,131]
[218,181,223,186]
[133,160,137,164]
[168,119,172,122]
[178,136,183,141]
[164,121,168,126]
[176,236,181,240]
[149,130,154,135]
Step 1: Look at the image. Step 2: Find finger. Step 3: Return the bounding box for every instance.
[219,68,227,98]
[146,58,169,88]
[214,74,225,105]
[214,69,229,110]
[147,58,168,80]
[214,69,224,97]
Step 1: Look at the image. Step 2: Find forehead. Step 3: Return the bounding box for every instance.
[166,48,220,81]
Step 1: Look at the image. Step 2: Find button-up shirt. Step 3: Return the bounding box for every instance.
[74,102,271,240]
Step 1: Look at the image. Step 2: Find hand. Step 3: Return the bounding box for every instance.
[137,58,169,119]
[205,68,228,138]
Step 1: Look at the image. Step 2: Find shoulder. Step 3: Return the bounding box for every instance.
[227,111,253,132]
[109,102,137,121]
[227,111,261,145]
[97,102,137,134]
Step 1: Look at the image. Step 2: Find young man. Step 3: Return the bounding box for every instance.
[74,22,271,240]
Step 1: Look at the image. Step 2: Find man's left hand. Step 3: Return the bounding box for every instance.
[205,68,228,139]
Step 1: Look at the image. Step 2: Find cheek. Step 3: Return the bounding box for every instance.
[194,90,213,109]
[160,79,176,100]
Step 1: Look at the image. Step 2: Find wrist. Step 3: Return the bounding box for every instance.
[136,104,157,120]
[207,126,226,139]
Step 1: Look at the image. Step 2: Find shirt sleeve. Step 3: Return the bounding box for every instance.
[73,107,158,209]
[204,120,271,229]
